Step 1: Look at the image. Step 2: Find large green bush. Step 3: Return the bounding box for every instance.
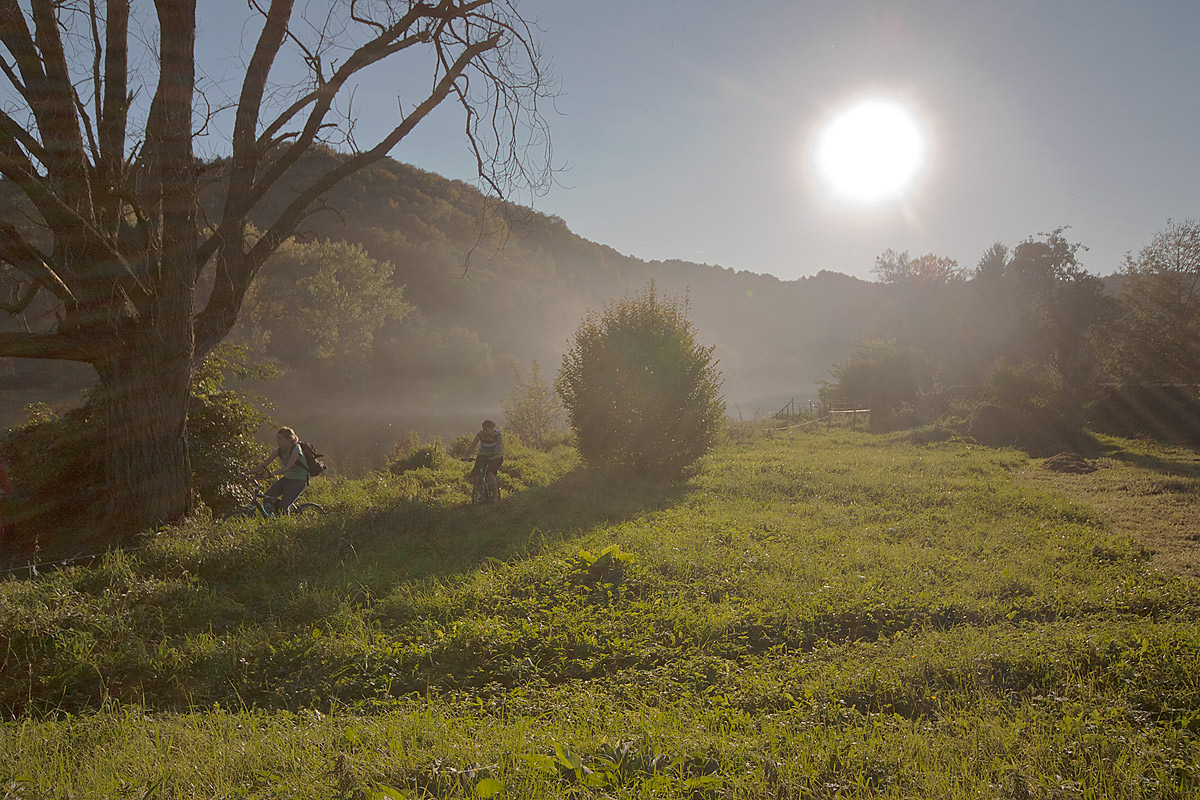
[555,283,724,478]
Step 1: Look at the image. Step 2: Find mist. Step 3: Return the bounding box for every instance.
[1,154,888,474]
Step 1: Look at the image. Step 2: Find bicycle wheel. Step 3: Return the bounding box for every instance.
[292,502,323,515]
[472,479,487,505]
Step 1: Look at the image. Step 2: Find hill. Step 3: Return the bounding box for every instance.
[1,154,883,467]
[235,154,883,465]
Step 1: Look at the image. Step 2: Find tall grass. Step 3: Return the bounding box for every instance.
[1,430,1197,798]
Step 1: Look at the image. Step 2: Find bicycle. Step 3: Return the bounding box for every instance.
[226,479,323,520]
[461,456,502,505]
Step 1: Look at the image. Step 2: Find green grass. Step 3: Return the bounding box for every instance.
[1,430,1197,798]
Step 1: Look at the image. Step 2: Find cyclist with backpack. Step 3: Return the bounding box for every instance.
[464,419,504,502]
[250,426,311,515]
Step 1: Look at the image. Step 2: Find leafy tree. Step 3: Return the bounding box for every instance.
[0,0,552,542]
[961,229,1110,425]
[556,284,724,478]
[236,238,410,380]
[960,242,1017,383]
[1003,229,1111,421]
[821,338,936,417]
[870,249,967,384]
[502,359,566,449]
[1106,218,1200,385]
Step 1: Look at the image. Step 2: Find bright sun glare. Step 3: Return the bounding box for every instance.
[814,98,927,206]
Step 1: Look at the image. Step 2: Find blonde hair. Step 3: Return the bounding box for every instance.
[277,426,299,444]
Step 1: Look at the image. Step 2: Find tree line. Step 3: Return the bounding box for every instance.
[822,221,1200,451]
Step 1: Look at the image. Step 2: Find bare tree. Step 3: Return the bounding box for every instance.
[0,0,552,544]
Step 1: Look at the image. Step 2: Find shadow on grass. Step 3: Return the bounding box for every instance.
[324,465,690,583]
[0,466,693,718]
[139,464,691,629]
[1101,443,1200,479]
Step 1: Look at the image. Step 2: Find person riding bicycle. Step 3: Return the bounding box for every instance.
[464,419,504,502]
[250,426,310,515]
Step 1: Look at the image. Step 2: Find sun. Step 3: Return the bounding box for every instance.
[814,98,927,206]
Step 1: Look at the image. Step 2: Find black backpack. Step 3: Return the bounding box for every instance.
[299,441,326,477]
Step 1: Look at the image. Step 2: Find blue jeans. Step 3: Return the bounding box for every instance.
[265,477,308,514]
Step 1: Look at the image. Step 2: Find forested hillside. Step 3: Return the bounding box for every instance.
[2,151,883,468]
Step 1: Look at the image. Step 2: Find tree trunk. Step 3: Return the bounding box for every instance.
[92,331,194,542]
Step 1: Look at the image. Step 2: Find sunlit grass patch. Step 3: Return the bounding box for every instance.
[1,429,1197,798]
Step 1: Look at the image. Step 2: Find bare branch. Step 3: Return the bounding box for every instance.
[0,329,92,360]
[0,51,27,96]
[349,0,386,34]
[251,30,502,267]
[248,4,435,192]
[0,108,47,164]
[99,0,129,182]
[88,0,103,129]
[194,25,503,358]
[0,280,40,314]
[0,222,76,304]
[0,1,46,98]
[225,0,295,230]
[28,0,93,208]
[72,83,101,163]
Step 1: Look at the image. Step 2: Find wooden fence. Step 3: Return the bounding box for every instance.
[774,398,870,428]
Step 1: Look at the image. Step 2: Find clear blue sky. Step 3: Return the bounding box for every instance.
[194,0,1200,281]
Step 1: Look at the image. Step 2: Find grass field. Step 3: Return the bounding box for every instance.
[1,428,1197,799]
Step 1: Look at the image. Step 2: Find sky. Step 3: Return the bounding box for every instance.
[191,0,1200,282]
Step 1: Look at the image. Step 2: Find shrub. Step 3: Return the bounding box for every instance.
[188,345,277,515]
[555,283,725,478]
[0,403,104,560]
[985,359,1060,412]
[388,439,448,473]
[449,433,475,459]
[821,338,936,416]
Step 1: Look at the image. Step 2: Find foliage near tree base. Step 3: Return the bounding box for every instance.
[0,348,273,566]
[0,404,105,563]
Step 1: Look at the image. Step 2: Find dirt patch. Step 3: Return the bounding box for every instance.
[1021,449,1200,579]
[1042,452,1098,474]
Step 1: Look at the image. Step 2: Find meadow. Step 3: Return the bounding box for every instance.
[1,427,1197,799]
